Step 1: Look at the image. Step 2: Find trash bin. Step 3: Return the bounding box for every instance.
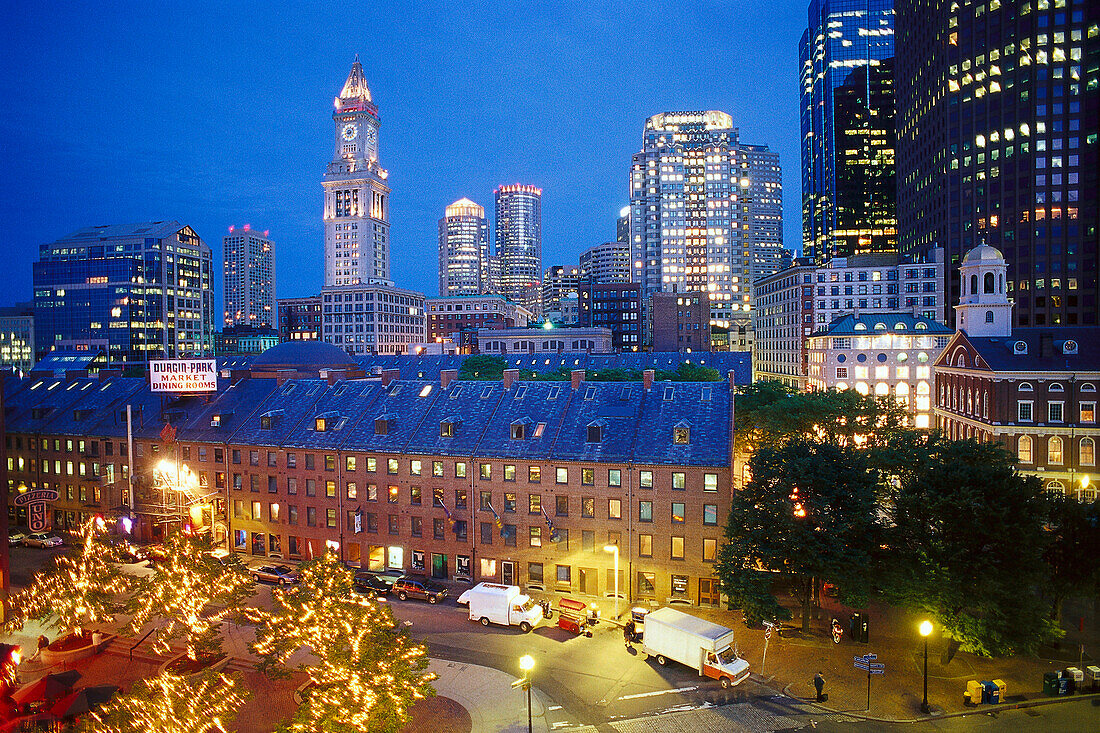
[1064,667,1084,694]
[1043,671,1060,696]
[992,679,1006,701]
[1057,674,1071,696]
[966,680,983,705]
[980,681,1000,704]
[1085,666,1100,693]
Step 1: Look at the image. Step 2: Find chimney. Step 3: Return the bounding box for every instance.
[728,370,738,390]
[440,369,458,389]
[571,369,585,390]
[381,369,400,386]
[643,369,655,391]
[65,370,88,383]
[502,369,519,389]
[326,369,347,385]
[97,368,122,382]
[1039,332,1054,357]
[912,301,921,318]
[230,369,250,385]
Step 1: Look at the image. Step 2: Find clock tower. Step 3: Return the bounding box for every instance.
[323,56,390,286]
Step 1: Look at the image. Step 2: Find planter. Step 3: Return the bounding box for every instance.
[39,631,113,665]
[158,651,229,678]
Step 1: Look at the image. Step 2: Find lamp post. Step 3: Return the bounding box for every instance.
[919,620,933,713]
[519,654,534,733]
[603,544,619,620]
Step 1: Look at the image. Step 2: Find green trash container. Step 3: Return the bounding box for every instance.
[1043,671,1060,696]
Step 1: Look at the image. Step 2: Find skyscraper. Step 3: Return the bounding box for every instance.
[495,184,542,313]
[800,0,897,265]
[323,56,390,286]
[438,198,492,297]
[579,241,632,285]
[223,224,275,329]
[896,0,1098,328]
[541,265,581,316]
[33,222,214,366]
[629,111,783,336]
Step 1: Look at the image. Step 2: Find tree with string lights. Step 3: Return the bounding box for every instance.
[78,670,250,733]
[125,533,253,662]
[250,552,435,732]
[2,518,133,639]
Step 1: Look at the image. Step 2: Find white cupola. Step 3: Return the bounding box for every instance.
[954,244,1013,337]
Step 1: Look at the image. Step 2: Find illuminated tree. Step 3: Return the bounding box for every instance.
[78,671,249,733]
[250,552,435,732]
[2,518,133,638]
[126,533,253,661]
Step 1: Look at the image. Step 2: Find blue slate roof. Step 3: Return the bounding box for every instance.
[176,379,280,443]
[958,327,1100,372]
[634,382,731,466]
[5,377,100,434]
[475,381,572,460]
[340,380,440,453]
[818,312,953,337]
[228,379,330,448]
[404,380,505,457]
[551,382,642,463]
[278,380,384,450]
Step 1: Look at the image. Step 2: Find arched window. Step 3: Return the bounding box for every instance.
[1082,437,1096,467]
[897,382,910,395]
[917,381,930,395]
[967,390,973,414]
[1049,383,1064,392]
[984,272,995,293]
[956,352,967,367]
[1046,480,1066,497]
[1082,383,1096,393]
[1019,382,1033,392]
[1018,435,1033,463]
[970,274,978,294]
[985,311,994,323]
[856,382,869,395]
[875,382,889,396]
[1049,436,1064,465]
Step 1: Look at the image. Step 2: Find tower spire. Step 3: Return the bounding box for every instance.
[335,55,374,112]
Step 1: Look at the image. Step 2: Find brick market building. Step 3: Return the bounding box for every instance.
[5,342,735,607]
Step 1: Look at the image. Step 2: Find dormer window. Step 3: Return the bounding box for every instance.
[210,414,221,427]
[915,322,927,330]
[673,422,691,445]
[374,415,394,435]
[261,415,274,430]
[315,417,327,432]
[440,417,461,437]
[587,421,604,443]
[511,422,527,440]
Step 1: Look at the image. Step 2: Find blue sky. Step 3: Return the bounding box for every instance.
[0,1,807,310]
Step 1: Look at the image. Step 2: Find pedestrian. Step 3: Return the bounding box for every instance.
[624,619,636,647]
[814,672,826,702]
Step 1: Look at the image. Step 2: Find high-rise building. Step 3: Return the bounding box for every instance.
[541,265,581,316]
[323,56,390,287]
[616,205,630,243]
[800,0,897,265]
[223,224,275,329]
[321,284,425,356]
[752,261,816,388]
[579,242,632,285]
[33,222,214,367]
[0,302,36,373]
[895,0,1099,328]
[438,198,492,297]
[629,111,783,341]
[496,184,542,313]
[278,296,323,342]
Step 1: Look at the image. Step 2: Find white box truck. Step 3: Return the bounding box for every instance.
[642,607,751,688]
[457,583,544,632]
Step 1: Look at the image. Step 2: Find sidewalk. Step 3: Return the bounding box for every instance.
[428,658,552,733]
[684,597,1098,722]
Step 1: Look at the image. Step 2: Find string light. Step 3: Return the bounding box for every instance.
[81,671,250,733]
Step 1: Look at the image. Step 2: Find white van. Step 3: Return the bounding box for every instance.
[457,582,543,632]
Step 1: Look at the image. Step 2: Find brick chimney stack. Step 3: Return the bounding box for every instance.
[643,369,655,390]
[440,369,458,389]
[502,369,519,389]
[571,369,586,390]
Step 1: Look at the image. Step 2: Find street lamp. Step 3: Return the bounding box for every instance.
[519,654,535,733]
[919,620,933,713]
[604,544,619,620]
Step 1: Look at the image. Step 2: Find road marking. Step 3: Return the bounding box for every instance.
[548,705,562,711]
[617,685,698,701]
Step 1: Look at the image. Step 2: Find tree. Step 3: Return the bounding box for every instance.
[78,671,250,733]
[250,552,435,732]
[883,438,1058,656]
[1041,494,1100,624]
[3,518,133,638]
[126,534,254,661]
[717,438,881,632]
[458,354,508,380]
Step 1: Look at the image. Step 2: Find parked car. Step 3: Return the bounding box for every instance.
[249,564,299,585]
[23,533,63,548]
[392,577,448,604]
[7,531,27,546]
[352,572,400,594]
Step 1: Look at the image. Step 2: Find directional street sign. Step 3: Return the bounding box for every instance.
[854,653,885,710]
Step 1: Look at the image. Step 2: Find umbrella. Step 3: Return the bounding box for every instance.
[49,685,119,718]
[10,670,81,706]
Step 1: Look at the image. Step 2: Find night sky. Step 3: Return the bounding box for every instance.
[0,1,806,313]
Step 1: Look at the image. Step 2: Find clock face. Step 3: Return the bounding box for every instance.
[342,123,358,141]
[366,126,377,144]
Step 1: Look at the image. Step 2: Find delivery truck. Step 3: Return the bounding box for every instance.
[457,583,544,632]
[642,607,751,688]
